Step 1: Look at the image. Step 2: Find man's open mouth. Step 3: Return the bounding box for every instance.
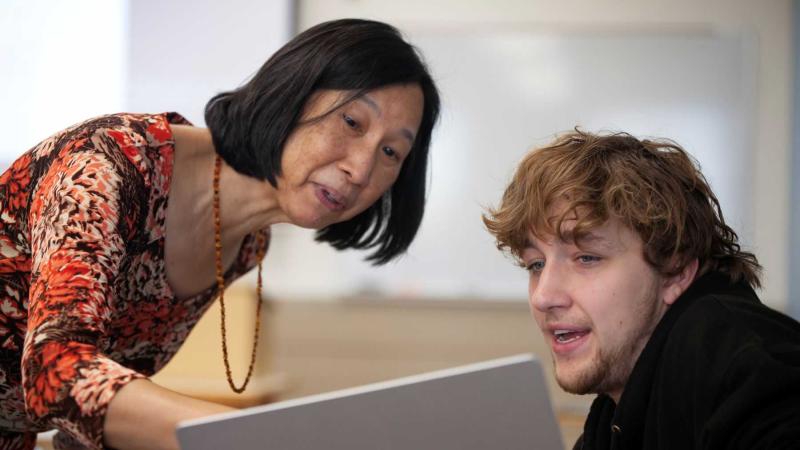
[553,329,589,344]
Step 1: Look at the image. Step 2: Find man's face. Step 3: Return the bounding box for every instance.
[521,217,672,402]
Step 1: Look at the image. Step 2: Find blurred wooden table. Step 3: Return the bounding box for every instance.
[38,292,589,449]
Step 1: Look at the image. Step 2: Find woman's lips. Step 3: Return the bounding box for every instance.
[313,184,346,211]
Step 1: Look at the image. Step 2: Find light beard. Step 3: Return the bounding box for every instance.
[552,344,615,396]
[552,285,664,398]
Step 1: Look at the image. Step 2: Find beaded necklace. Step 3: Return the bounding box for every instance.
[213,155,266,393]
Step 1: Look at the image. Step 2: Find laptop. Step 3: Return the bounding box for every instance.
[176,354,564,450]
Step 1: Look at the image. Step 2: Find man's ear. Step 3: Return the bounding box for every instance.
[661,258,699,306]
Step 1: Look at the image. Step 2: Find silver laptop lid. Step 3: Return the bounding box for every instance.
[177,354,563,450]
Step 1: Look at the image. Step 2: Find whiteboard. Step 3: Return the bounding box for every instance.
[263,28,758,301]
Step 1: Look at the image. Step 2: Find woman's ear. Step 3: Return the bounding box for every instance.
[661,258,699,306]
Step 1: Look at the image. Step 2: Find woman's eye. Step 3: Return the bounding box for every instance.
[382,146,398,160]
[342,114,358,129]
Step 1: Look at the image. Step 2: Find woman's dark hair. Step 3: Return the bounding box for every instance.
[205,19,440,265]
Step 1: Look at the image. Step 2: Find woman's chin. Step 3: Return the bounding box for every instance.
[289,212,337,230]
[286,204,359,229]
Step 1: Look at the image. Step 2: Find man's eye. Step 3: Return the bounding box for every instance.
[578,255,601,264]
[525,260,545,273]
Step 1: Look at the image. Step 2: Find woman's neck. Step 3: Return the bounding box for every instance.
[170,125,287,239]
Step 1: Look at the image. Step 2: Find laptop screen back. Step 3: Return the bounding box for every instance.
[176,354,563,450]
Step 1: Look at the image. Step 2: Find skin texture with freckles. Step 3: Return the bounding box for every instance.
[276,83,424,229]
[522,217,689,402]
[164,84,424,299]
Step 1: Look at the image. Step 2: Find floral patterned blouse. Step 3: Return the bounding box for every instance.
[0,113,268,449]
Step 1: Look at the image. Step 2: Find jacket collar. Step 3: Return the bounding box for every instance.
[579,271,758,449]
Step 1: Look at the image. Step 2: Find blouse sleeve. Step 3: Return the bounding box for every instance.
[22,147,145,449]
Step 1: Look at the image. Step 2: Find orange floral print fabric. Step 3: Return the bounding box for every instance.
[0,113,268,449]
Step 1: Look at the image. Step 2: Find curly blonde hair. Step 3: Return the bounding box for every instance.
[483,129,761,288]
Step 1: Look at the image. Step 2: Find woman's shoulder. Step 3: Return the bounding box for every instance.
[28,112,192,187]
[94,112,190,186]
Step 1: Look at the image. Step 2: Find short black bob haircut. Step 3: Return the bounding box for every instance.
[205,18,440,265]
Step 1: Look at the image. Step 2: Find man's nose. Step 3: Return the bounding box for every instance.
[529,262,572,312]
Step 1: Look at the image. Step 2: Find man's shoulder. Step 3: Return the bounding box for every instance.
[665,278,800,369]
[649,276,800,448]
[675,282,799,336]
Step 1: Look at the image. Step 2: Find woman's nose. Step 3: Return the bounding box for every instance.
[338,144,377,186]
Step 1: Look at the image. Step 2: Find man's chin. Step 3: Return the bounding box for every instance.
[553,362,604,396]
[555,377,596,396]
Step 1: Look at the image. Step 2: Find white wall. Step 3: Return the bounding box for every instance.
[0,0,127,162]
[1,1,792,310]
[125,0,294,125]
[279,0,793,309]
[792,0,800,320]
[0,0,293,153]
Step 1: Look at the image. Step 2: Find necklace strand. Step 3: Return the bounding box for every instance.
[214,155,266,394]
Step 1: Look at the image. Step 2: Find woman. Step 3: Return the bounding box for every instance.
[0,18,440,450]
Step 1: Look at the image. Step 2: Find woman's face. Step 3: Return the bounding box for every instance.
[276,83,424,229]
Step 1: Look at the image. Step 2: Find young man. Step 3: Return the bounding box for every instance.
[483,130,800,449]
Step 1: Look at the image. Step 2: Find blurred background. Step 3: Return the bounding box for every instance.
[2,1,798,448]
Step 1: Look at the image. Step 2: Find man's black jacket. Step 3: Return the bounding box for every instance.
[575,271,800,450]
